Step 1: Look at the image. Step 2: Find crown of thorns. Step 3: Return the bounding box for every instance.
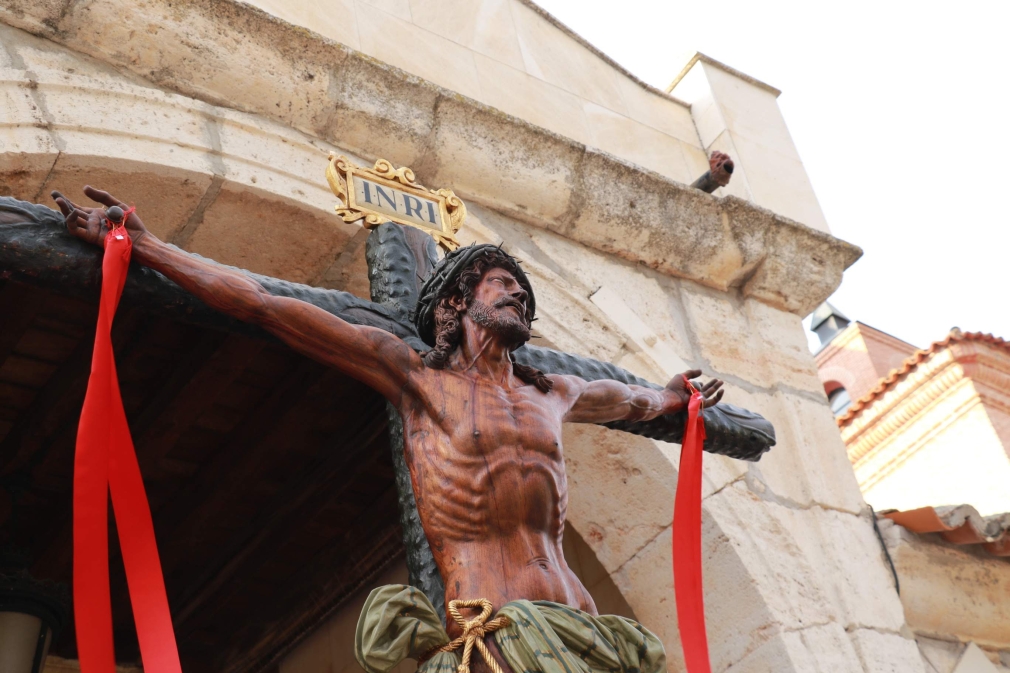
[412,243,536,347]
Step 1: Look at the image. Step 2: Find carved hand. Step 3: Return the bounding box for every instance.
[52,186,151,248]
[664,369,724,411]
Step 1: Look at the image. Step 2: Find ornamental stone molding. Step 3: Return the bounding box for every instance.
[0,0,860,316]
[840,334,1010,512]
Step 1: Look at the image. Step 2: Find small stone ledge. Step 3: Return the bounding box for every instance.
[0,0,862,315]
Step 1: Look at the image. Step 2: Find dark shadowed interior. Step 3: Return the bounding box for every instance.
[0,278,402,673]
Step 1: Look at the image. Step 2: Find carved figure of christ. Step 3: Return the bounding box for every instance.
[55,187,725,670]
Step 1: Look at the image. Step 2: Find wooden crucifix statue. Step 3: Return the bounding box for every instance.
[48,184,774,673]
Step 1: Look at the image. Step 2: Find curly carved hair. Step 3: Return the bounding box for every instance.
[422,250,553,393]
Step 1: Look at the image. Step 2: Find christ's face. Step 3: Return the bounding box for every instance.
[465,267,531,346]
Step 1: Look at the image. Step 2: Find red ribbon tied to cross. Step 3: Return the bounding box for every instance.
[673,376,711,673]
[74,208,183,673]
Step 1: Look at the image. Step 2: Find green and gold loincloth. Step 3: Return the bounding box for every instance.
[355,584,666,673]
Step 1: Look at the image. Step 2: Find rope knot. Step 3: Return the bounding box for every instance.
[421,598,510,673]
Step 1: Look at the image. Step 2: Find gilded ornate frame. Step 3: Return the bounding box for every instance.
[325,153,465,251]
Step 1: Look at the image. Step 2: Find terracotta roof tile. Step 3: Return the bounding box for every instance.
[837,330,1010,426]
[882,505,1010,557]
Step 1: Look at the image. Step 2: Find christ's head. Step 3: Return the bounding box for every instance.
[415,245,551,391]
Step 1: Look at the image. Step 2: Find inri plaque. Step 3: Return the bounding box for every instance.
[326,154,466,251]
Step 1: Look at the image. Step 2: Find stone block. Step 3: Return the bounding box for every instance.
[562,423,676,574]
[850,628,928,673]
[0,147,56,201]
[615,76,699,146]
[699,509,781,672]
[589,285,690,378]
[728,131,828,232]
[471,52,592,145]
[0,72,58,199]
[355,1,482,100]
[0,0,72,34]
[508,0,629,116]
[729,384,863,514]
[680,284,768,386]
[409,0,526,71]
[326,53,441,168]
[520,226,696,366]
[705,483,906,634]
[568,150,743,288]
[246,0,360,49]
[607,528,681,669]
[725,623,865,673]
[745,298,825,394]
[704,482,840,629]
[582,101,695,184]
[428,96,580,225]
[770,391,865,514]
[690,94,726,152]
[889,528,1010,648]
[213,110,345,216]
[360,0,412,21]
[39,156,213,242]
[699,61,796,163]
[186,182,351,283]
[680,141,713,185]
[58,0,347,134]
[522,263,628,363]
[722,196,861,315]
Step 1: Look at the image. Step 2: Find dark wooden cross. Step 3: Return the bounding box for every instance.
[0,196,774,623]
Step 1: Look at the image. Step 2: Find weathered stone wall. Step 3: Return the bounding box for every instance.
[0,2,924,671]
[880,520,1010,672]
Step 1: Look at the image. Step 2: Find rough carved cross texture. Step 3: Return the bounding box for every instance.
[0,192,775,673]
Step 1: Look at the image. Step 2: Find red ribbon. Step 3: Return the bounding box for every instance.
[673,380,711,673]
[74,212,183,673]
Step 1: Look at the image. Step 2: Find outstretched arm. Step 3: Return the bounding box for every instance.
[54,186,420,404]
[557,368,724,424]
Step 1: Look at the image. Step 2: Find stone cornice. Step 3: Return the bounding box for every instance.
[0,0,860,315]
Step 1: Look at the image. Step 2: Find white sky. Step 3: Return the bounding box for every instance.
[535,0,1010,351]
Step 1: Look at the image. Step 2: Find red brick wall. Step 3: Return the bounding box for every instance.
[816,323,917,402]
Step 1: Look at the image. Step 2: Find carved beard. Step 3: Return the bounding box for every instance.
[467,298,531,348]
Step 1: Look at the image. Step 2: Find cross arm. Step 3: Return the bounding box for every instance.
[0,199,774,460]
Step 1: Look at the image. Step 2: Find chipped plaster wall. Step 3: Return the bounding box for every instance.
[0,2,921,671]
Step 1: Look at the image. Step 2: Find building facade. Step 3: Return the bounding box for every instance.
[813,311,1010,670]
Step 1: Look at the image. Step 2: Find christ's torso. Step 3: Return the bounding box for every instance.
[398,366,597,627]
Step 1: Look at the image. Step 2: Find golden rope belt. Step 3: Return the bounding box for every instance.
[419,598,511,673]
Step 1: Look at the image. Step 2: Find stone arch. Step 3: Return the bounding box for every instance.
[0,37,372,295]
[559,421,783,672]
